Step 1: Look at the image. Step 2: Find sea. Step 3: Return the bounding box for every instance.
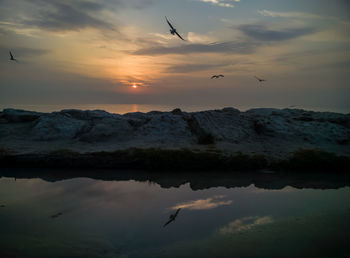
[0,170,349,258]
[1,103,349,114]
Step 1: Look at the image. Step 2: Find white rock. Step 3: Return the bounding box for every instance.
[31,114,86,141]
[0,108,349,157]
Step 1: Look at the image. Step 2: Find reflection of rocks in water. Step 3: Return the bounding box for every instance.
[0,205,5,208]
[148,172,350,190]
[1,168,350,190]
[50,212,63,219]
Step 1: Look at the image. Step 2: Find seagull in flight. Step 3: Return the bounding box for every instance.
[211,75,224,79]
[163,208,181,227]
[165,16,185,41]
[9,51,18,63]
[254,76,266,82]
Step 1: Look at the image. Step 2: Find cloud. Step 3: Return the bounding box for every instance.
[119,78,153,88]
[219,216,273,234]
[0,0,154,33]
[171,195,232,210]
[257,9,346,25]
[238,24,315,41]
[132,41,259,56]
[258,9,321,19]
[187,32,216,44]
[195,0,240,8]
[0,26,10,36]
[129,0,154,9]
[166,63,228,73]
[21,0,115,32]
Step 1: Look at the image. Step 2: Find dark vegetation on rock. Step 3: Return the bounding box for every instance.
[273,149,350,172]
[197,132,215,145]
[0,148,349,172]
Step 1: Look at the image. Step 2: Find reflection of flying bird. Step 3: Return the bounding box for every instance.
[211,75,224,79]
[50,212,63,219]
[163,208,181,227]
[9,51,18,62]
[0,205,5,208]
[165,16,185,41]
[254,76,266,82]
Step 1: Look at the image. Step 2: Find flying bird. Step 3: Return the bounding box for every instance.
[254,76,266,82]
[9,51,18,62]
[165,16,185,41]
[163,208,181,227]
[211,75,224,79]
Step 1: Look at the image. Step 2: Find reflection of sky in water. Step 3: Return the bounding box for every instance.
[219,216,274,234]
[0,177,350,257]
[171,195,232,210]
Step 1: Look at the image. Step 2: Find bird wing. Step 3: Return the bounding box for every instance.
[51,212,63,219]
[175,31,185,41]
[174,208,181,217]
[211,75,216,79]
[9,51,13,59]
[219,75,224,77]
[165,16,175,30]
[163,218,174,227]
[254,76,264,81]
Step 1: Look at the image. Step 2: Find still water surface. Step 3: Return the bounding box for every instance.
[0,172,350,258]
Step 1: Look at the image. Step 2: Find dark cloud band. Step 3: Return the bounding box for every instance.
[132,41,260,56]
[237,24,315,41]
[0,0,154,32]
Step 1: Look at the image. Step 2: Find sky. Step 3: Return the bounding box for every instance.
[0,0,349,111]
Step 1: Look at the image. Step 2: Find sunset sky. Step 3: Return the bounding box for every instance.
[0,0,349,111]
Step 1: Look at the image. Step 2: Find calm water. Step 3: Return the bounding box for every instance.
[1,171,350,258]
[1,104,349,114]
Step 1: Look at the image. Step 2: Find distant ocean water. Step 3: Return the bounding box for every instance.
[0,104,349,114]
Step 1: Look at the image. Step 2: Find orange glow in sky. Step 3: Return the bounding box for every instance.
[1,0,349,112]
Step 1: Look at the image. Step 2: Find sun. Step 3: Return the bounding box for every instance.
[132,84,138,89]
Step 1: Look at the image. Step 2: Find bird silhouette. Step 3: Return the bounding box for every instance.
[165,17,185,41]
[254,76,266,82]
[50,212,63,219]
[163,208,181,227]
[211,75,224,79]
[9,51,18,63]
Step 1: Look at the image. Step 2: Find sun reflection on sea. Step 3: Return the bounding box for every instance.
[132,104,138,113]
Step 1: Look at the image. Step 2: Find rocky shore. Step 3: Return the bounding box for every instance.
[0,107,349,170]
